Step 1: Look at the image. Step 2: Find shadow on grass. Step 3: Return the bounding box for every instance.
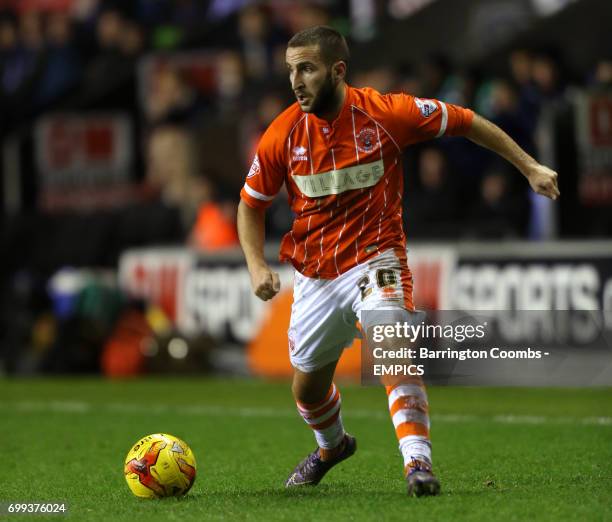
[138,478,500,505]
[192,482,467,502]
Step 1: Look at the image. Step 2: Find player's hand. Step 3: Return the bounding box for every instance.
[249,264,281,301]
[526,164,560,200]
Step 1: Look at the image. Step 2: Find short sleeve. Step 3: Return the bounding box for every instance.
[386,93,474,148]
[240,126,286,209]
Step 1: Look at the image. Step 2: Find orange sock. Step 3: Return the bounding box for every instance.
[386,381,432,470]
[295,383,345,457]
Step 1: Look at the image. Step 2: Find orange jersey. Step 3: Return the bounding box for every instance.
[240,85,474,278]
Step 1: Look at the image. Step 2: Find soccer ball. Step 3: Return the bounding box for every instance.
[124,433,197,499]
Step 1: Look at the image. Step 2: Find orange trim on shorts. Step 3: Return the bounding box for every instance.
[393,247,415,311]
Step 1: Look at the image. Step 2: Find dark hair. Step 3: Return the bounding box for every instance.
[287,25,350,66]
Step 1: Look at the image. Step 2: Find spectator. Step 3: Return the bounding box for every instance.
[146,124,196,212]
[285,2,330,34]
[489,78,534,155]
[0,14,19,125]
[237,4,287,83]
[81,8,134,101]
[240,89,285,167]
[118,18,145,58]
[531,51,565,102]
[419,53,451,99]
[1,10,46,120]
[145,65,200,124]
[216,50,245,116]
[508,48,540,134]
[405,147,460,239]
[395,62,424,98]
[353,66,397,94]
[467,167,529,238]
[188,175,239,251]
[37,11,79,105]
[591,57,612,88]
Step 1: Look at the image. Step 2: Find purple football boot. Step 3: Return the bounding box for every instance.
[285,434,357,487]
[405,458,441,497]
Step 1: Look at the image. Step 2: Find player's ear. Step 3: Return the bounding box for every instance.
[332,60,346,83]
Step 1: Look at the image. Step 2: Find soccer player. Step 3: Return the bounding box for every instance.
[237,26,559,496]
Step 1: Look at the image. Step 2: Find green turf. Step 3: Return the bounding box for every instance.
[0,378,611,521]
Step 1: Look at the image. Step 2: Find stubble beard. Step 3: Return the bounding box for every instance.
[309,71,338,117]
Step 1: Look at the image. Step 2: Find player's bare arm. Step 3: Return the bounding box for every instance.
[464,113,560,200]
[237,200,280,301]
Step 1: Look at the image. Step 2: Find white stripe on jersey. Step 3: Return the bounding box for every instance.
[305,115,315,175]
[290,230,297,259]
[304,215,312,267]
[351,107,360,163]
[301,199,309,267]
[287,114,307,172]
[243,183,275,201]
[316,199,324,276]
[436,101,448,137]
[355,189,372,265]
[375,124,386,254]
[334,207,349,276]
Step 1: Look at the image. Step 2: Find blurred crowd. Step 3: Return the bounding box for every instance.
[2,0,612,249]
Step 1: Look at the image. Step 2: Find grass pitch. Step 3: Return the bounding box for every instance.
[0,378,611,521]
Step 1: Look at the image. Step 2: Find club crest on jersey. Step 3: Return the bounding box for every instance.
[414,98,438,118]
[357,127,377,153]
[247,154,260,178]
[292,145,308,161]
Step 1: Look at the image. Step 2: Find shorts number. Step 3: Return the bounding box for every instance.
[376,268,398,288]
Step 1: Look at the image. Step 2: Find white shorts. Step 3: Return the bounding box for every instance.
[288,249,415,372]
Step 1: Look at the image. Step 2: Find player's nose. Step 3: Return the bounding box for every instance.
[291,73,304,90]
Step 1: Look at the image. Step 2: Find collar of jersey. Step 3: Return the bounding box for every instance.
[308,84,353,128]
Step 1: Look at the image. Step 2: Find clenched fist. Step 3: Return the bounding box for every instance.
[249,264,281,301]
[526,164,560,200]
